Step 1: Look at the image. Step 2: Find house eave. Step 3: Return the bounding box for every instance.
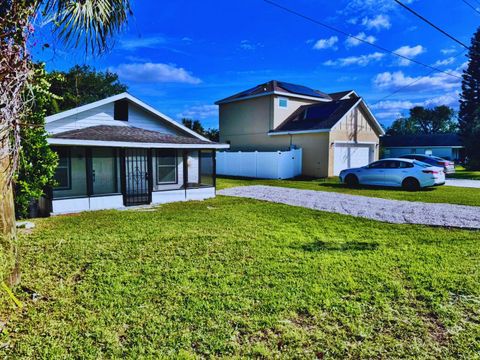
[268,129,331,136]
[215,91,331,105]
[382,145,464,149]
[47,138,230,149]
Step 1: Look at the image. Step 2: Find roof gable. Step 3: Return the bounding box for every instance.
[45,92,209,141]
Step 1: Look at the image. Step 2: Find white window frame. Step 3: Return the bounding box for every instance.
[156,149,177,185]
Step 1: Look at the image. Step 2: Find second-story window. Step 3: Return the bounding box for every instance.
[278,98,288,108]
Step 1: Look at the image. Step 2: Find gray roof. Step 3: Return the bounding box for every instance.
[215,80,333,104]
[51,125,215,145]
[271,97,360,133]
[328,90,354,101]
[381,133,463,147]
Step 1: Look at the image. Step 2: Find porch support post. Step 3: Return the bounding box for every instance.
[85,147,93,196]
[212,149,216,188]
[183,150,188,198]
[119,148,126,206]
[147,149,153,203]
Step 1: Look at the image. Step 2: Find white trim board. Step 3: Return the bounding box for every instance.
[48,138,230,149]
[45,92,210,142]
[382,145,463,149]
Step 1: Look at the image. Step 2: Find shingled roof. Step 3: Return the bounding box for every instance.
[270,97,361,133]
[215,80,333,104]
[50,125,215,145]
[380,133,463,147]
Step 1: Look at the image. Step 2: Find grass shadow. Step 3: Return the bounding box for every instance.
[317,182,437,193]
[301,240,379,252]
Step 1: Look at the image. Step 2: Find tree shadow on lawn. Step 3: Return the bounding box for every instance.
[301,240,379,252]
[317,182,437,193]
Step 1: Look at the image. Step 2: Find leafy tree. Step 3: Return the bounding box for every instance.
[1,0,131,285]
[14,65,59,219]
[181,118,220,142]
[47,65,128,115]
[459,27,480,170]
[387,105,457,135]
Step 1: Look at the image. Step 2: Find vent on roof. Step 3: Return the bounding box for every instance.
[114,99,129,121]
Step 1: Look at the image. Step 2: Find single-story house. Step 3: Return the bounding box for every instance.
[216,80,385,177]
[44,93,229,215]
[380,133,465,161]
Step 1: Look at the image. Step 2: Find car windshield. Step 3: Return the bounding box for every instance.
[413,160,430,168]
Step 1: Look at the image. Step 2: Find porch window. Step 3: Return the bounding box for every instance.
[156,149,177,184]
[91,148,119,195]
[199,150,214,186]
[53,147,70,190]
[52,147,88,199]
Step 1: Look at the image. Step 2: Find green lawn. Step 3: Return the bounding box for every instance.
[1,197,479,358]
[217,177,480,207]
[448,166,480,180]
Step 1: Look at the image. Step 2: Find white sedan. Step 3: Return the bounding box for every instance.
[339,158,445,190]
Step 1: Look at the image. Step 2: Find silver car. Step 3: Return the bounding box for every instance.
[339,158,445,190]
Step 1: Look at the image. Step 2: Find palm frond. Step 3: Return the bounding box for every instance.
[39,0,131,54]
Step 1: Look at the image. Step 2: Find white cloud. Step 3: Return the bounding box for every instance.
[361,15,391,30]
[371,91,459,120]
[118,35,167,50]
[432,57,455,67]
[313,36,339,50]
[394,45,425,66]
[345,32,376,47]
[240,40,263,51]
[441,47,457,55]
[112,63,202,84]
[373,70,461,92]
[177,105,218,120]
[324,52,384,67]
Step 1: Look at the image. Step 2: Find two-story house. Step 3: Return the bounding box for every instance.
[216,80,384,177]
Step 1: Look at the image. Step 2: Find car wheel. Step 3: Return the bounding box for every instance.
[345,174,359,188]
[402,177,420,191]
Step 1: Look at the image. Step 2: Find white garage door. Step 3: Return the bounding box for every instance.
[333,143,373,175]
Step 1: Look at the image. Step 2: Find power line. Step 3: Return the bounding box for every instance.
[262,0,462,79]
[393,0,469,49]
[461,0,480,16]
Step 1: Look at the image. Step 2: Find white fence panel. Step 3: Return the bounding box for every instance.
[217,149,302,179]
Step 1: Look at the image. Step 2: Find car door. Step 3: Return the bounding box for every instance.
[382,160,404,186]
[361,161,386,185]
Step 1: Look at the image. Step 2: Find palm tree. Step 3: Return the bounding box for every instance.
[0,0,132,286]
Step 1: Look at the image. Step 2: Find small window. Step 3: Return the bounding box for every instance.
[278,98,288,108]
[114,99,129,121]
[156,150,177,184]
[425,149,433,156]
[54,147,71,190]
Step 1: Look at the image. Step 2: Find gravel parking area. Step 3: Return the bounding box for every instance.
[219,185,480,229]
[445,179,480,188]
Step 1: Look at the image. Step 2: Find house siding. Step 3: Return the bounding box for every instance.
[47,101,189,138]
[328,106,380,176]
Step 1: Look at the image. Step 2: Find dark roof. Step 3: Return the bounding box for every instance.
[328,90,354,101]
[51,125,214,145]
[215,80,332,104]
[381,133,463,147]
[271,97,360,133]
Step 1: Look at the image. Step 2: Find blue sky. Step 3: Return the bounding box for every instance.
[35,0,480,128]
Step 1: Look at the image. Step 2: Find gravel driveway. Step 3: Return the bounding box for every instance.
[218,186,480,229]
[445,179,480,188]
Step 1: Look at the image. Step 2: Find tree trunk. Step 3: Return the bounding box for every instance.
[0,153,18,286]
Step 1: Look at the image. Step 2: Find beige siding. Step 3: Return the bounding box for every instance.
[290,133,330,177]
[272,95,318,129]
[328,106,381,176]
